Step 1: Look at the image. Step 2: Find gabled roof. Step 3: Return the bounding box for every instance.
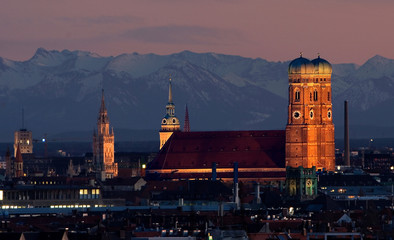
[149,130,285,171]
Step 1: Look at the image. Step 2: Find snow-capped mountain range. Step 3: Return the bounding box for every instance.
[0,48,393,142]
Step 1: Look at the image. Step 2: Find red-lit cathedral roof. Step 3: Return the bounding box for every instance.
[147,130,286,181]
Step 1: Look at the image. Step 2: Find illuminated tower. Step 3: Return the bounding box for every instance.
[14,144,24,178]
[93,90,117,180]
[159,77,180,149]
[13,108,33,157]
[14,129,33,157]
[285,54,335,171]
[184,104,190,132]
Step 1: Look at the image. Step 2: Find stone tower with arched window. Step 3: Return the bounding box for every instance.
[285,54,335,172]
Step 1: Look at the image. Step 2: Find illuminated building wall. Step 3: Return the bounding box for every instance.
[285,55,335,171]
[14,129,33,157]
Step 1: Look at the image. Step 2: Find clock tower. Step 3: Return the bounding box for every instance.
[93,90,117,180]
[285,54,335,172]
[159,77,180,149]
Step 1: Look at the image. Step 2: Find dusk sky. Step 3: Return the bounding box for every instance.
[1,0,393,64]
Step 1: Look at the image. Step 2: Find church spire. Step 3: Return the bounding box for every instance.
[98,89,109,125]
[160,76,181,149]
[15,144,22,163]
[93,89,117,180]
[100,89,107,113]
[168,77,173,103]
[14,144,24,178]
[184,104,190,132]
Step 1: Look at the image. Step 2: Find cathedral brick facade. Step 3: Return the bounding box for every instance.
[285,55,335,171]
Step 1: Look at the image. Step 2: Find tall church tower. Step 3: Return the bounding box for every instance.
[285,54,335,171]
[159,78,180,149]
[93,90,117,180]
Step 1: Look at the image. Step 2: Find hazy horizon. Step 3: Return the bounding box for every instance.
[1,1,394,64]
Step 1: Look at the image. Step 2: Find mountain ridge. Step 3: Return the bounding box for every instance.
[0,48,393,142]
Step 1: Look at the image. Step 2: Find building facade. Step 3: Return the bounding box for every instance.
[159,78,180,149]
[93,90,117,180]
[14,129,33,157]
[285,55,335,172]
[285,166,317,200]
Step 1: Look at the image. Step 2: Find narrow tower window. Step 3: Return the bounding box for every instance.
[295,90,300,102]
[310,92,312,101]
[313,90,318,101]
[327,92,330,101]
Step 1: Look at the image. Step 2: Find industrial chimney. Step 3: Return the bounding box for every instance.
[344,101,350,166]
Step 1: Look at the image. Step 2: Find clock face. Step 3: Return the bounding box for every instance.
[306,179,312,187]
[162,119,167,124]
[293,111,301,119]
[327,110,332,119]
[290,179,296,186]
[309,109,314,119]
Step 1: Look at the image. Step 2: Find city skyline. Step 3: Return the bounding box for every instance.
[1,0,394,64]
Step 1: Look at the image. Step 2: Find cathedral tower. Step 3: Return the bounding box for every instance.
[93,90,117,179]
[285,54,335,171]
[159,78,180,149]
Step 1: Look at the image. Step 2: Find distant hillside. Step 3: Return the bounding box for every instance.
[0,49,393,142]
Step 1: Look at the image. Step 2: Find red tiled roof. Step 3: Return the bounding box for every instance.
[150,130,285,169]
[148,130,285,179]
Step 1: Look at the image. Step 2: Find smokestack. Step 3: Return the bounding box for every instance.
[344,101,350,166]
[212,162,217,181]
[233,162,240,209]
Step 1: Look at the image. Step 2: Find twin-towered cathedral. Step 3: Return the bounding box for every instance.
[148,54,336,196]
[94,54,335,194]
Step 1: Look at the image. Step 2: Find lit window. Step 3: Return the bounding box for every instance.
[338,188,347,193]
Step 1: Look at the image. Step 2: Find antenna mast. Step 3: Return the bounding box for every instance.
[22,107,25,129]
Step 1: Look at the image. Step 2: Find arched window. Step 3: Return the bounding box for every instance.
[313,90,318,101]
[327,92,330,101]
[295,89,300,102]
